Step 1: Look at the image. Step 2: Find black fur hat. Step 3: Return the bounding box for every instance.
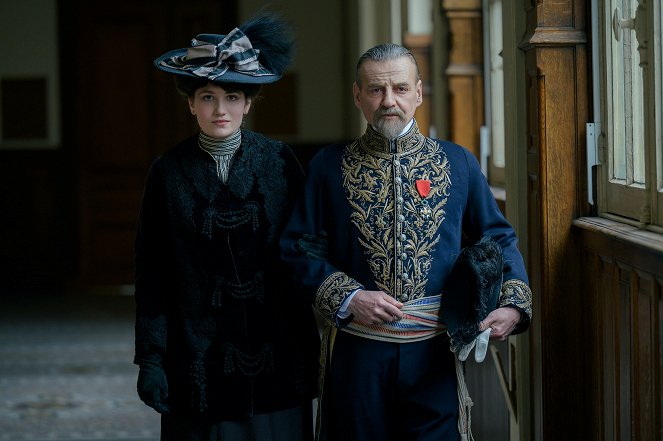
[441,236,504,353]
[154,13,294,84]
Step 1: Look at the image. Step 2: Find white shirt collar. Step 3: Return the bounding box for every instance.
[399,119,415,136]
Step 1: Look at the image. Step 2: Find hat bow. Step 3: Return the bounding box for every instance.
[163,28,272,80]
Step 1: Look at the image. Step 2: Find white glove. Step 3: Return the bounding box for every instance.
[474,328,492,362]
[458,328,492,363]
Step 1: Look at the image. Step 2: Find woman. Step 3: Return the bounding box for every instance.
[134,15,319,441]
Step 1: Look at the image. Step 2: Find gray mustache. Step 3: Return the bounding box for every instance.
[376,110,404,117]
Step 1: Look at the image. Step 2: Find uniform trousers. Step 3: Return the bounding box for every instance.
[323,331,460,441]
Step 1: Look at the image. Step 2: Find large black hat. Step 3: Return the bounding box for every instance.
[441,236,504,355]
[154,14,294,84]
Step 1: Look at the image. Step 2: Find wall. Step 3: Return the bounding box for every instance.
[0,0,60,149]
[0,0,73,293]
[238,0,352,144]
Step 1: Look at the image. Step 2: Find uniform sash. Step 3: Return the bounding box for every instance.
[342,294,446,342]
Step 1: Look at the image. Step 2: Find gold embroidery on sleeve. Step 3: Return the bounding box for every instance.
[315,272,363,323]
[500,278,533,319]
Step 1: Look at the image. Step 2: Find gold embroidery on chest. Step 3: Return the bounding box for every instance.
[341,136,451,301]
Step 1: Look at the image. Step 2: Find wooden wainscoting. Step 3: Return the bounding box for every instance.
[574,217,662,441]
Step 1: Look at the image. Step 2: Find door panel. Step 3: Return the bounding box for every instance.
[67,0,233,285]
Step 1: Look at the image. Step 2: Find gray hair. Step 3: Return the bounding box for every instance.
[355,43,420,86]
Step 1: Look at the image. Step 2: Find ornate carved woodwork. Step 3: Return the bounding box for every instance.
[442,0,483,159]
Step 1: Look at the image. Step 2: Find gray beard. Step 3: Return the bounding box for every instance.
[373,117,406,139]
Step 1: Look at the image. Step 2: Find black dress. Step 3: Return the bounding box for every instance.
[134,130,319,427]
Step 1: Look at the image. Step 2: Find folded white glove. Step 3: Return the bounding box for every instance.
[458,328,492,363]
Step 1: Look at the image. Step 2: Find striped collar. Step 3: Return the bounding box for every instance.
[197,130,241,156]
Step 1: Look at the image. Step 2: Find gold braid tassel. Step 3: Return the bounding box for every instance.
[455,355,475,441]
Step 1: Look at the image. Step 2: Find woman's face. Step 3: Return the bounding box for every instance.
[188,82,251,139]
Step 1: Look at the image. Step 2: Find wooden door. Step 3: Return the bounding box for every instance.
[64,0,234,286]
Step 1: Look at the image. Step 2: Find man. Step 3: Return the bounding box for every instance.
[280,43,532,441]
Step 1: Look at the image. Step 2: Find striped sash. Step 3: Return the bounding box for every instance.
[342,294,446,343]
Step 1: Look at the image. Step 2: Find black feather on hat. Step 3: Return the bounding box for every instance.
[441,236,504,353]
[238,14,294,78]
[154,13,294,84]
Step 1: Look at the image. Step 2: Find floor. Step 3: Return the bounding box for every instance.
[0,291,160,441]
[0,289,506,440]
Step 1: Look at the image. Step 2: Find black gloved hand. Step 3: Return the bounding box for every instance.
[137,359,172,414]
[296,230,329,260]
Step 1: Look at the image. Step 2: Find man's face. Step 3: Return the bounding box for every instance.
[353,57,422,139]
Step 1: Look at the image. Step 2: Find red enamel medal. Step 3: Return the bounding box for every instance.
[415,180,432,218]
[416,180,430,198]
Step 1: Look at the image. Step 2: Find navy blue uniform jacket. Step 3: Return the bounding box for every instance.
[280,122,532,330]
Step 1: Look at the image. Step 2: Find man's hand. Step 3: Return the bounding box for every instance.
[347,290,404,324]
[479,306,522,341]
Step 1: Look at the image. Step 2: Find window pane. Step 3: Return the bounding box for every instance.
[610,0,646,185]
[610,0,626,180]
[630,0,645,184]
[489,0,505,169]
[659,0,663,192]
[601,0,651,222]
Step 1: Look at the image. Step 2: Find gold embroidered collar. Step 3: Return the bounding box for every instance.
[358,120,426,157]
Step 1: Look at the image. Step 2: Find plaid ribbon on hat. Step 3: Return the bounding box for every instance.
[160,27,272,79]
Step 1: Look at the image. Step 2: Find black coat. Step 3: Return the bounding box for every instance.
[134,130,319,420]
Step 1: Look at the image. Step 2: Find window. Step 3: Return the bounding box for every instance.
[597,0,663,230]
[657,0,663,216]
[483,0,506,187]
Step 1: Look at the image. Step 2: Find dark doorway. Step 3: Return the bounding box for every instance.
[61,0,236,287]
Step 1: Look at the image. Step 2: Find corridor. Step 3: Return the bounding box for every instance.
[0,290,159,440]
